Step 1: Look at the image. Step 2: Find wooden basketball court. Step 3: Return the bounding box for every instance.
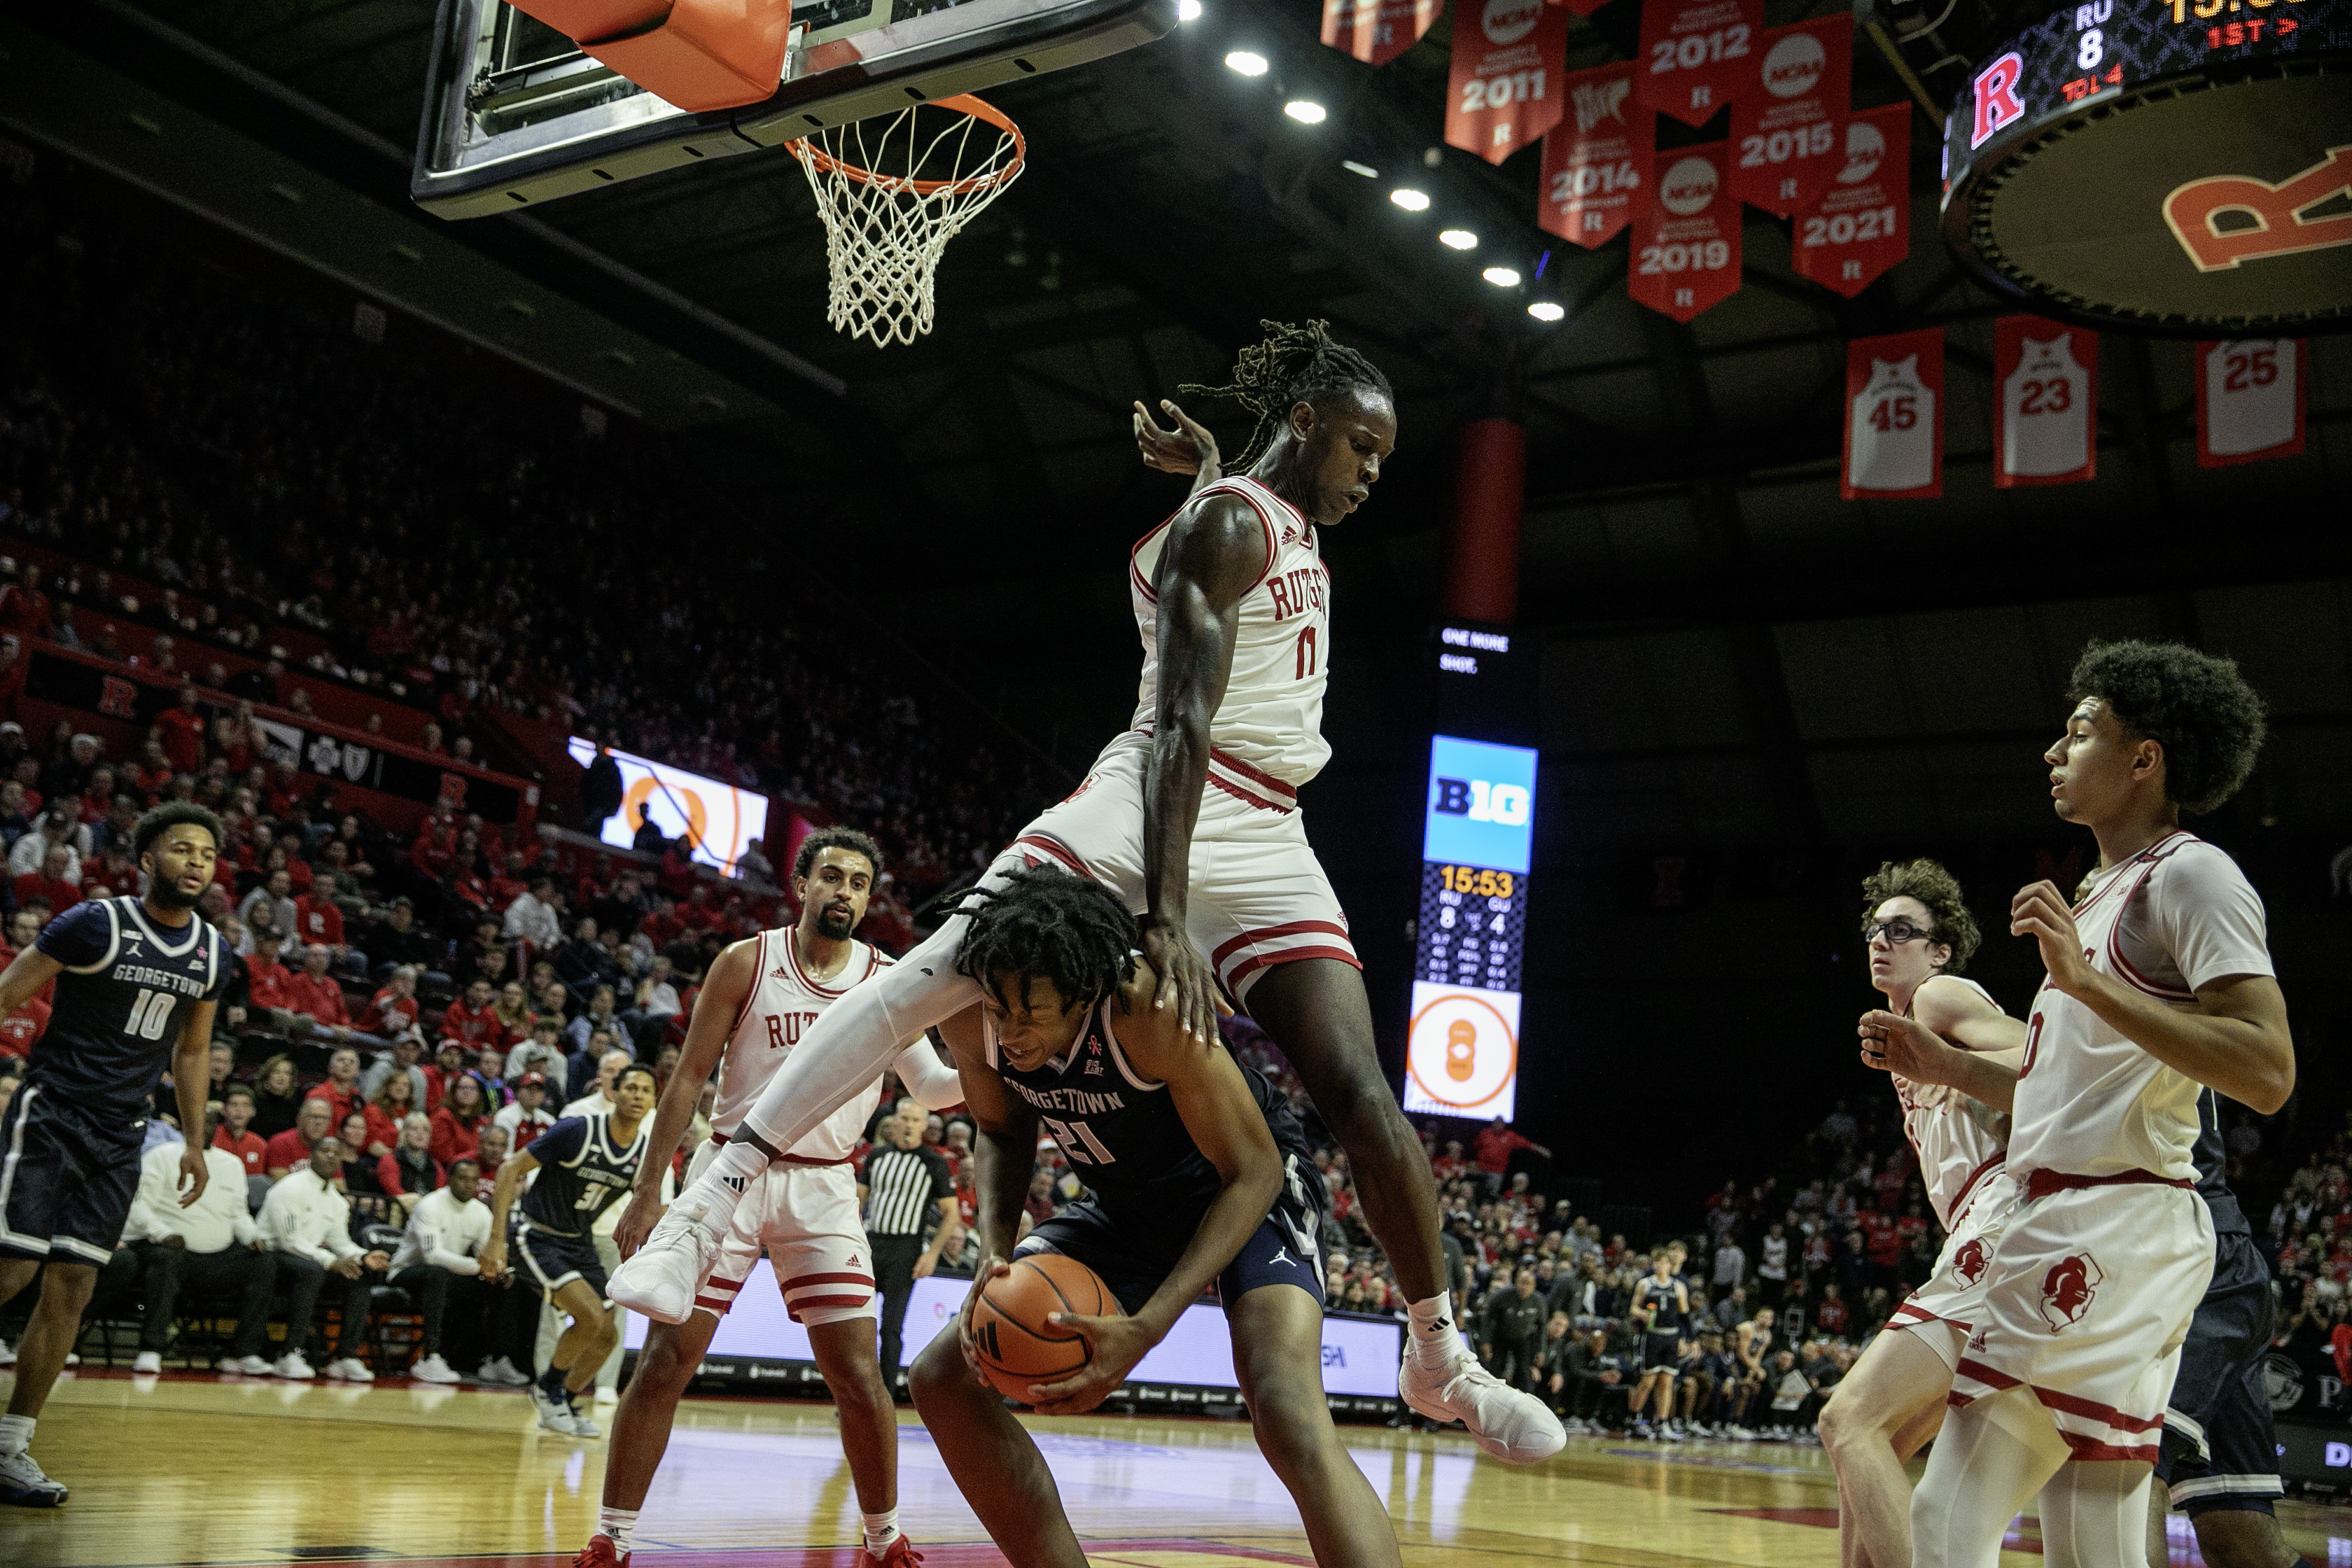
[6,1369,2349,1568]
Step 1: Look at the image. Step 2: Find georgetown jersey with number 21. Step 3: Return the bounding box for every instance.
[32,897,227,1131]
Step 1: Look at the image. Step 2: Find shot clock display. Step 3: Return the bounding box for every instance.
[1404,733,1536,1121]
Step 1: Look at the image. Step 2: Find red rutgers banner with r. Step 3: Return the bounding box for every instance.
[1446,0,1569,164]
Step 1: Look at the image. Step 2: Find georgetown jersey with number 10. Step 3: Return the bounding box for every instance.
[519,1111,650,1238]
[32,897,227,1132]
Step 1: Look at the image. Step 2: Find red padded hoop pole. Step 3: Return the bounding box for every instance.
[797,94,1026,196]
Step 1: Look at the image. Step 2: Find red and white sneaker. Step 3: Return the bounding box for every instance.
[858,1536,923,1568]
[572,1534,629,1568]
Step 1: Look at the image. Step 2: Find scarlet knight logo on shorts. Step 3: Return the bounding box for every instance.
[2037,1251,2104,1331]
[1634,0,1765,127]
[1319,0,1443,68]
[1445,0,1569,165]
[1953,1237,1989,1285]
[1841,328,1945,500]
[1726,13,1850,218]
[1994,316,2097,487]
[2196,339,2307,468]
[1627,142,1741,322]
[1791,103,1908,298]
[1538,62,1647,250]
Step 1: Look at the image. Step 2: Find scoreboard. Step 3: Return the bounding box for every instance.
[1403,719,1537,1121]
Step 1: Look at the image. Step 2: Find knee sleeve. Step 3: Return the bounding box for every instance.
[1912,1389,2071,1568]
[2039,1460,2154,1568]
[738,913,984,1152]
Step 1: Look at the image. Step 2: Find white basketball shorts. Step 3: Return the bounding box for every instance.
[685,1140,876,1327]
[1006,729,1358,1002]
[1949,1175,2215,1462]
[1890,1168,2020,1371]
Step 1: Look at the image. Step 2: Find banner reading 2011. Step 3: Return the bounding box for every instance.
[1445,0,1569,164]
[1539,62,1646,248]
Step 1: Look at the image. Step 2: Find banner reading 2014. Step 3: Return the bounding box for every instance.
[1446,0,1569,165]
[1539,62,1646,248]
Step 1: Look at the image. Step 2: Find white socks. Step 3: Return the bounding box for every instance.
[598,1505,639,1551]
[1406,1296,1466,1368]
[0,1414,30,1457]
[862,1508,901,1552]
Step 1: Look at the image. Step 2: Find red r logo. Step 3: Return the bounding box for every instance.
[1971,52,2025,150]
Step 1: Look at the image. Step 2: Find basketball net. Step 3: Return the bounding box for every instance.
[792,94,1025,348]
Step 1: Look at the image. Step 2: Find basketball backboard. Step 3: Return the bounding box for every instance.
[412,0,1175,218]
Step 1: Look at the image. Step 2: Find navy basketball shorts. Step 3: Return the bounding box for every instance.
[0,1082,144,1266]
[512,1217,608,1302]
[2158,1230,2285,1516]
[1016,1150,1329,1316]
[1642,1336,1683,1377]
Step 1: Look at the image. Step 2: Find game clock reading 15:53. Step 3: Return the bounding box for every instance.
[1404,736,1536,1122]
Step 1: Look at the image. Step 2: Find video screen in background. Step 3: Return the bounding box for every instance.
[567,737,771,879]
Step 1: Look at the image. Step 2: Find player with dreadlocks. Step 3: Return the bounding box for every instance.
[613,321,1564,1465]
[912,864,1401,1568]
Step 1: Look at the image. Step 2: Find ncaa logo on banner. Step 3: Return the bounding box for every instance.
[1660,156,1719,216]
[1762,31,1825,97]
[1483,0,1542,45]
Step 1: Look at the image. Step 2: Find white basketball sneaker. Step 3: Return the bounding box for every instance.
[411,1353,461,1385]
[1397,1350,1567,1465]
[532,1385,584,1436]
[0,1448,67,1508]
[606,1199,727,1324]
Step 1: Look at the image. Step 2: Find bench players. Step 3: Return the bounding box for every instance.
[575,829,963,1568]
[916,866,1400,1568]
[613,322,1562,1464]
[1819,858,2024,1568]
[1861,640,2295,1568]
[0,802,227,1506]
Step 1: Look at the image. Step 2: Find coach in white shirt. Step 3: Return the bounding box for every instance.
[257,1134,391,1382]
[113,1118,279,1375]
[387,1156,495,1384]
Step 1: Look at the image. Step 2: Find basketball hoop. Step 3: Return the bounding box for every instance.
[792,94,1026,348]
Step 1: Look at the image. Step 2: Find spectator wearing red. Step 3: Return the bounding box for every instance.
[657,832,699,899]
[361,967,422,1042]
[1474,1116,1549,1188]
[1814,1281,1850,1337]
[13,844,79,917]
[213,1085,271,1177]
[440,978,501,1052]
[293,886,355,967]
[302,1045,365,1127]
[410,804,458,882]
[491,1073,556,1152]
[0,992,50,1056]
[639,893,684,950]
[422,1039,467,1113]
[127,738,176,802]
[265,1096,335,1180]
[156,685,206,774]
[85,842,141,898]
[284,948,360,1043]
[488,851,531,911]
[675,883,718,932]
[246,932,299,1012]
[77,765,117,825]
[429,1074,491,1166]
[0,563,52,643]
[362,1072,420,1157]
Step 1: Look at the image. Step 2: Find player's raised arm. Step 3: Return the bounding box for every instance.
[614,939,755,1258]
[1132,399,1222,495]
[1140,493,1265,1041]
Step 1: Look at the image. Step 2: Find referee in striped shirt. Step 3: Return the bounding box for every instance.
[858,1098,960,1384]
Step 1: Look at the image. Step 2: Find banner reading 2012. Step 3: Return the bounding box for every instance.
[1634,0,1765,127]
[1446,0,1569,164]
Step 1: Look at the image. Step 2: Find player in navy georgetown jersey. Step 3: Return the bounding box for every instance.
[0,802,225,1507]
[1630,1251,1692,1440]
[914,867,1400,1568]
[482,1062,655,1437]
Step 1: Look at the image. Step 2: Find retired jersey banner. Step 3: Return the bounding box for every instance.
[1628,142,1741,321]
[1538,63,1646,248]
[1634,0,1764,127]
[2196,340,2306,468]
[1446,0,1569,164]
[1994,317,2096,487]
[1792,103,1909,298]
[1842,330,1944,500]
[1728,12,1850,216]
[1322,0,1443,67]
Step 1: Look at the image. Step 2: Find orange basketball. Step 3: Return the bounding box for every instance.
[967,1253,1116,1403]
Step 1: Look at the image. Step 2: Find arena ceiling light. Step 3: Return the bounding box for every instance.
[1438,228,1477,251]
[1177,0,1202,18]
[1483,266,1520,287]
[1341,160,1378,178]
[1224,50,1268,76]
[1389,188,1431,211]
[1284,100,1327,125]
[1527,300,1565,322]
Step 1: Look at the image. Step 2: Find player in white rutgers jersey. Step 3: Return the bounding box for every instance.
[576,829,964,1568]
[1861,640,2292,1568]
[612,321,1564,1465]
[1821,859,2024,1568]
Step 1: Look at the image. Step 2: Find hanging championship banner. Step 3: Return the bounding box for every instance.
[1792,103,1909,298]
[1550,0,1612,15]
[1842,329,1944,500]
[2196,340,2306,468]
[1634,0,1765,127]
[1538,63,1646,249]
[1628,142,1741,321]
[1446,0,1569,164]
[1993,317,2096,487]
[1322,0,1443,67]
[1727,12,1850,216]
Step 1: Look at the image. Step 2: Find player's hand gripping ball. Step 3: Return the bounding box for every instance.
[965,1253,1118,1404]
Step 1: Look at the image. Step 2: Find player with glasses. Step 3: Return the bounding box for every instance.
[1816,859,2026,1568]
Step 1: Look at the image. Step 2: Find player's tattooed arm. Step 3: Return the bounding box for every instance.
[1140,493,1261,1042]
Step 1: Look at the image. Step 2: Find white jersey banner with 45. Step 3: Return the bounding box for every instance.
[1321,0,1443,67]
[1628,142,1740,321]
[1446,0,1568,164]
[1843,328,1944,500]
[1539,62,1646,249]
[2196,340,2306,468]
[1727,12,1849,217]
[1791,103,1908,298]
[1635,0,1764,127]
[1994,316,2096,487]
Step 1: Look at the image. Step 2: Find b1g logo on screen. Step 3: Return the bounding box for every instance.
[1422,735,1539,876]
[1432,776,1532,825]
